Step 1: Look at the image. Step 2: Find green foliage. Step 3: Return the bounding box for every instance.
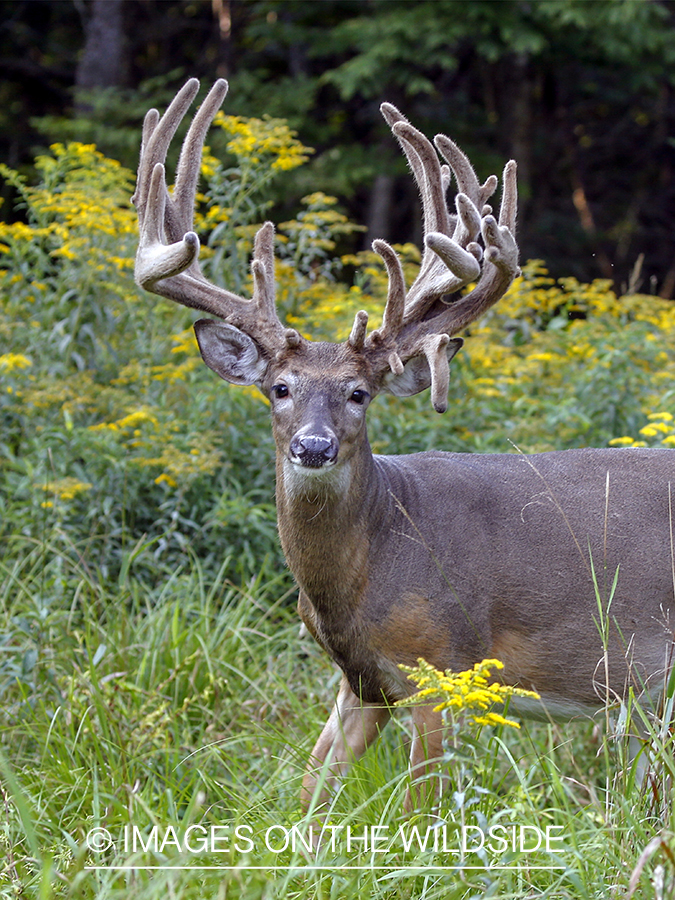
[0,141,137,373]
[1,121,675,897]
[452,261,675,452]
[0,140,282,588]
[30,73,189,171]
[314,0,675,99]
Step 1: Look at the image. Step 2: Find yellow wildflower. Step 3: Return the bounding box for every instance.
[608,436,637,447]
[89,407,159,432]
[213,113,312,172]
[155,473,178,488]
[0,353,32,372]
[39,478,92,502]
[397,658,540,730]
[639,424,665,438]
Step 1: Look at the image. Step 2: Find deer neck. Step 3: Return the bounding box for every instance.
[275,434,383,618]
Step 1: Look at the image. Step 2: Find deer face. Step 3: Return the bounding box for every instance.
[266,342,373,474]
[193,320,465,478]
[194,321,374,474]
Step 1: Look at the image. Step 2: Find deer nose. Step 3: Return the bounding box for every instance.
[289,434,339,468]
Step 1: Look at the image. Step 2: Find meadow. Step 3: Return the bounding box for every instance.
[1,117,675,898]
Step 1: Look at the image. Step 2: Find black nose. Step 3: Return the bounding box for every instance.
[290,434,338,468]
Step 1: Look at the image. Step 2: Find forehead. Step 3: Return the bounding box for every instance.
[268,341,371,385]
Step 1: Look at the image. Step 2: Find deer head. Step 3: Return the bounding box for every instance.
[133,79,519,482]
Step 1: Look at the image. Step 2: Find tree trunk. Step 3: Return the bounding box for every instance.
[507,54,532,221]
[75,0,128,94]
[364,172,394,248]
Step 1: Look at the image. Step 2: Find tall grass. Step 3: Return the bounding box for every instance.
[1,535,673,897]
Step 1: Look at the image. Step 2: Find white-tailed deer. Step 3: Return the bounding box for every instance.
[134,79,674,809]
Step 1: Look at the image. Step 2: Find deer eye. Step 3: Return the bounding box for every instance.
[349,389,368,405]
[272,384,289,399]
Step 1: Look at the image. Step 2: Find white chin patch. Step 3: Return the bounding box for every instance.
[288,456,337,473]
[283,457,350,495]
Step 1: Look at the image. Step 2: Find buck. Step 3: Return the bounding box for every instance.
[133,79,675,809]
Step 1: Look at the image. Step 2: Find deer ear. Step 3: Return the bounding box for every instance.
[194,319,268,386]
[382,338,463,398]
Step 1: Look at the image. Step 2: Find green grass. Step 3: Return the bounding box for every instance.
[1,528,674,899]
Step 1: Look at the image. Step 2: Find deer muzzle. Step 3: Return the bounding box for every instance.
[289,433,339,469]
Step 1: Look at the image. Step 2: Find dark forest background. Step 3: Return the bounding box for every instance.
[2,0,675,293]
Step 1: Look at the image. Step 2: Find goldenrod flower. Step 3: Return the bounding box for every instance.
[39,478,92,502]
[0,353,32,372]
[397,658,540,730]
[154,473,178,488]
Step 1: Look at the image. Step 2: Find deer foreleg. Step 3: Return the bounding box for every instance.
[301,674,391,812]
[404,704,447,810]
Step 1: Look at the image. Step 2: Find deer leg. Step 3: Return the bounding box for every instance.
[404,703,447,811]
[301,674,391,812]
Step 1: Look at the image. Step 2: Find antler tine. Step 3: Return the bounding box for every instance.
[360,240,405,375]
[134,78,200,222]
[251,221,277,316]
[348,309,369,351]
[136,108,159,204]
[349,238,406,365]
[135,162,200,287]
[499,159,518,234]
[173,79,228,232]
[422,333,451,413]
[376,105,484,326]
[379,101,407,130]
[381,104,452,240]
[133,80,290,356]
[380,103,420,182]
[374,240,405,339]
[368,239,406,375]
[434,134,498,217]
[440,164,452,197]
[360,112,519,413]
[391,121,451,238]
[419,228,481,296]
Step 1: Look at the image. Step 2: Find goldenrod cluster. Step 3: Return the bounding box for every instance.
[0,143,135,279]
[0,353,32,373]
[397,658,540,729]
[610,411,675,448]
[40,477,93,508]
[213,113,312,172]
